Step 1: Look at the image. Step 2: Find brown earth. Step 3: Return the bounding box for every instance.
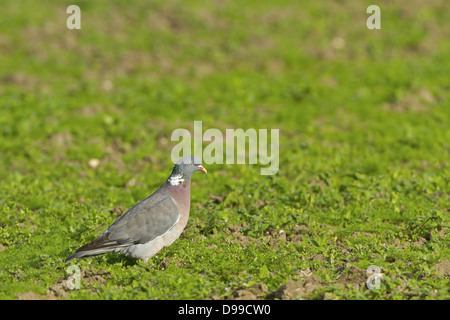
[15,291,57,300]
[433,260,450,278]
[269,274,323,300]
[225,283,270,300]
[47,269,110,298]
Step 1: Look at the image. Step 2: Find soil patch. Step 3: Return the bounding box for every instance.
[433,260,450,278]
[225,283,269,300]
[47,268,110,298]
[15,291,56,300]
[269,274,323,299]
[336,265,368,289]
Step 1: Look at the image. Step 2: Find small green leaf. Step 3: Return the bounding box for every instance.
[259,265,269,278]
[308,238,320,247]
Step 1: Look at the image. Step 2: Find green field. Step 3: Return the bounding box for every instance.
[0,0,448,300]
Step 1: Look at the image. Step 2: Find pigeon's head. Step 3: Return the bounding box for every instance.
[168,156,207,185]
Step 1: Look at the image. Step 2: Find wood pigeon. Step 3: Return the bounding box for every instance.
[66,156,207,262]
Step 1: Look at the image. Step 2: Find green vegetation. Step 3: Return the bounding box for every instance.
[0,0,448,299]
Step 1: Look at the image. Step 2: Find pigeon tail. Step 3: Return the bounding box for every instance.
[65,247,118,262]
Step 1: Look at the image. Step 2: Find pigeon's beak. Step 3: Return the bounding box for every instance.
[197,165,207,174]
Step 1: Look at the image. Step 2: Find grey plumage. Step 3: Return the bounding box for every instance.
[66,156,206,262]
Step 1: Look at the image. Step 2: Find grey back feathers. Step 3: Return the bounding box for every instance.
[108,191,179,245]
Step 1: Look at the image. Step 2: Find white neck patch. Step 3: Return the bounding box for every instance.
[168,174,185,186]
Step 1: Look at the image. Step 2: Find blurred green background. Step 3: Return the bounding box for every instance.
[0,0,448,299]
